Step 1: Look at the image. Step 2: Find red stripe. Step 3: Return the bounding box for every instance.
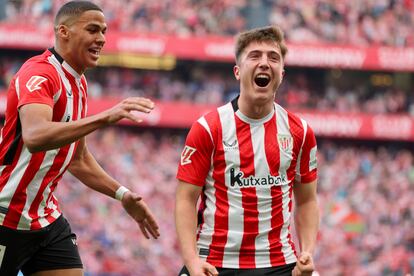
[286,113,305,252]
[235,116,258,268]
[264,116,286,266]
[0,119,18,164]
[3,151,46,229]
[287,114,304,182]
[51,80,66,122]
[206,111,229,267]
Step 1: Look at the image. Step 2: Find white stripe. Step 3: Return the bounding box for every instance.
[50,207,61,219]
[251,123,272,267]
[81,79,88,115]
[15,76,20,100]
[0,245,5,267]
[300,119,308,149]
[53,88,62,103]
[196,115,216,255]
[16,148,59,229]
[48,56,74,123]
[197,163,216,259]
[48,56,72,94]
[219,103,243,268]
[197,117,213,144]
[0,146,32,226]
[76,81,83,120]
[275,104,296,263]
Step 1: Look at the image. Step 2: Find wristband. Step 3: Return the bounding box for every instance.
[115,186,130,201]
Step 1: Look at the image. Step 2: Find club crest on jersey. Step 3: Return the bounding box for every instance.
[277,134,293,152]
[181,146,196,165]
[26,76,47,92]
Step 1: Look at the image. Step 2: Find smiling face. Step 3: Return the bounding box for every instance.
[57,10,107,74]
[234,40,284,104]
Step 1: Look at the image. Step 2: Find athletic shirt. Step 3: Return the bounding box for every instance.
[177,98,318,269]
[0,48,87,230]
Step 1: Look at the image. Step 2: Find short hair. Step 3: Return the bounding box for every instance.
[234,25,288,64]
[54,1,102,27]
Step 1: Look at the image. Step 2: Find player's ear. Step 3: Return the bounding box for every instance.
[233,65,240,80]
[56,24,70,40]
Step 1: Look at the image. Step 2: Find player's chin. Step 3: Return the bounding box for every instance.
[85,58,99,69]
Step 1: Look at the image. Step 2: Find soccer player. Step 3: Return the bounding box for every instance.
[0,1,159,275]
[175,25,319,276]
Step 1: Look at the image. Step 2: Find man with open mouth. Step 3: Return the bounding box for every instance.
[176,25,319,276]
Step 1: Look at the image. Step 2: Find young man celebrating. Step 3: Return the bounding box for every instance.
[0,1,159,275]
[176,26,319,276]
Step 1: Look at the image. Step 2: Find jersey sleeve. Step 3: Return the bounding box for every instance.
[16,65,59,109]
[176,120,214,186]
[296,123,318,184]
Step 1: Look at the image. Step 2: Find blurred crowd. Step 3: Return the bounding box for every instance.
[1,2,413,275]
[2,0,414,47]
[53,127,414,276]
[1,56,413,115]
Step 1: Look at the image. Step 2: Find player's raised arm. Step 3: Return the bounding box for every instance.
[20,97,154,153]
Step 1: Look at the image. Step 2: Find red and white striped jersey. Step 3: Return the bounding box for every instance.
[0,48,88,230]
[177,98,317,269]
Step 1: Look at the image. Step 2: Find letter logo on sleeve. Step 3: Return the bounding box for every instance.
[181,146,196,165]
[26,76,47,92]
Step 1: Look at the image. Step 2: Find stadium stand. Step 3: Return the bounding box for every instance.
[0,0,413,275]
[1,0,413,46]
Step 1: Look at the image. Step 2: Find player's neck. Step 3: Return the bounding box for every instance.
[237,95,274,119]
[53,45,85,75]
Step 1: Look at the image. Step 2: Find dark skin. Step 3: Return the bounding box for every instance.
[20,9,159,276]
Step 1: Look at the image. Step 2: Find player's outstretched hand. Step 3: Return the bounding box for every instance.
[121,191,160,239]
[105,97,155,124]
[292,251,314,276]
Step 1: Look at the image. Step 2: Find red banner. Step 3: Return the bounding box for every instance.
[1,25,414,71]
[1,93,413,141]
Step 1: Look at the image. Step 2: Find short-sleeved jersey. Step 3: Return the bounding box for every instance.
[177,98,317,269]
[0,48,88,230]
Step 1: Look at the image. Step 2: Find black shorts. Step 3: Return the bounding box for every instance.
[178,262,296,276]
[0,215,83,276]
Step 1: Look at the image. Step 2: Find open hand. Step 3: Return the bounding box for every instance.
[121,191,160,239]
[105,97,155,124]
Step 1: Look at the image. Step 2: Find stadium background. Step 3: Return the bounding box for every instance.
[0,0,413,275]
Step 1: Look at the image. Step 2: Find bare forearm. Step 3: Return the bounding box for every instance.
[294,199,319,254]
[175,199,199,264]
[23,112,110,152]
[68,149,120,198]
